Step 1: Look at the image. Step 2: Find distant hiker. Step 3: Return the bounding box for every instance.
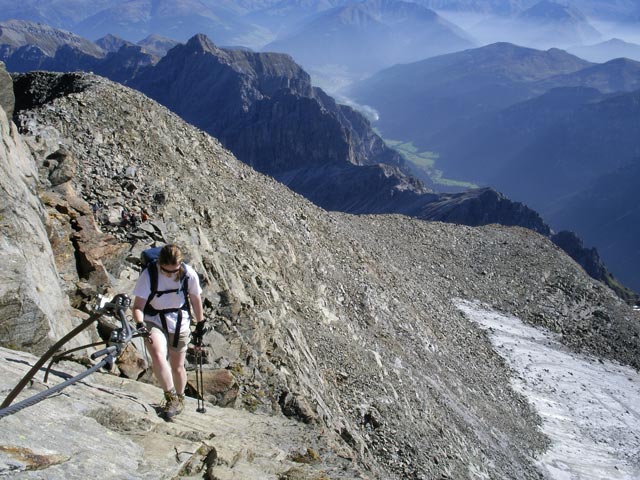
[120,208,130,227]
[132,244,206,420]
[130,212,140,229]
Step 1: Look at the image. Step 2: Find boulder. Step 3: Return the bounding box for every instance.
[189,368,239,407]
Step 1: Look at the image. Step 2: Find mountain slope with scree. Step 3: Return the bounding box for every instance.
[2,70,639,478]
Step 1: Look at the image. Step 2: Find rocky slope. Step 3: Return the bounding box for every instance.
[1,27,606,274]
[2,69,639,479]
[128,34,559,236]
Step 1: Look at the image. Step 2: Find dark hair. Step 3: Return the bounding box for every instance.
[158,244,184,278]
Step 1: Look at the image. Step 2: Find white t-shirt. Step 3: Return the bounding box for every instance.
[133,263,202,333]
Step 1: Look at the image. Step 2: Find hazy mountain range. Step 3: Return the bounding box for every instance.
[2,1,640,295]
[568,38,640,63]
[415,0,640,20]
[1,0,638,53]
[265,0,476,79]
[465,0,602,49]
[351,42,640,291]
[350,42,592,143]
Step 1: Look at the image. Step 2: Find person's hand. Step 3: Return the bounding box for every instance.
[193,320,210,347]
[135,323,150,338]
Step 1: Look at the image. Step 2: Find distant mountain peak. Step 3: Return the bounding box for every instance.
[264,0,475,77]
[520,0,587,22]
[185,33,220,54]
[604,38,633,46]
[0,19,104,57]
[136,33,179,57]
[95,34,133,53]
[568,37,640,63]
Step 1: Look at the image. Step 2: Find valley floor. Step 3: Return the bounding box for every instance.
[457,301,640,480]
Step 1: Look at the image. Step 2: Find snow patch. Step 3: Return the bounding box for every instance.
[456,300,640,480]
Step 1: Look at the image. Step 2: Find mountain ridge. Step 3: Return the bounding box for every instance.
[568,37,640,63]
[4,68,640,478]
[2,24,633,299]
[349,42,592,143]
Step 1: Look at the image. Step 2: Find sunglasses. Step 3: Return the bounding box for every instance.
[160,265,181,274]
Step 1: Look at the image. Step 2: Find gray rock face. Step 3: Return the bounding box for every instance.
[0,61,14,117]
[130,34,404,174]
[0,347,358,480]
[0,76,90,354]
[4,71,638,479]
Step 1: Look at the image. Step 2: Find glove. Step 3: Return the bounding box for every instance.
[193,321,209,347]
[135,323,150,338]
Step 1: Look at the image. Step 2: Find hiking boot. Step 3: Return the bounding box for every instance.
[161,391,184,420]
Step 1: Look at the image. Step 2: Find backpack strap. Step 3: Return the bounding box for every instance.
[180,272,191,314]
[143,262,160,316]
[143,262,191,349]
[158,310,183,349]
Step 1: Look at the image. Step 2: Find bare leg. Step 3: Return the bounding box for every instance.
[168,349,187,395]
[147,328,174,392]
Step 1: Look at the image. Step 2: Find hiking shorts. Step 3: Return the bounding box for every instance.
[145,321,190,353]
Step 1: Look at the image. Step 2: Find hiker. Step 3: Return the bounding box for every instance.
[120,208,130,227]
[132,244,207,419]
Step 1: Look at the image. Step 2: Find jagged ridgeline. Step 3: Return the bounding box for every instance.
[3,70,640,478]
[2,24,633,301]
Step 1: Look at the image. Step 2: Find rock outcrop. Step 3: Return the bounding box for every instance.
[129,34,404,174]
[0,64,92,354]
[3,71,638,479]
[0,61,14,117]
[0,346,359,479]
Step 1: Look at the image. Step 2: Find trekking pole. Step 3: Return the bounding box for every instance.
[195,346,206,413]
